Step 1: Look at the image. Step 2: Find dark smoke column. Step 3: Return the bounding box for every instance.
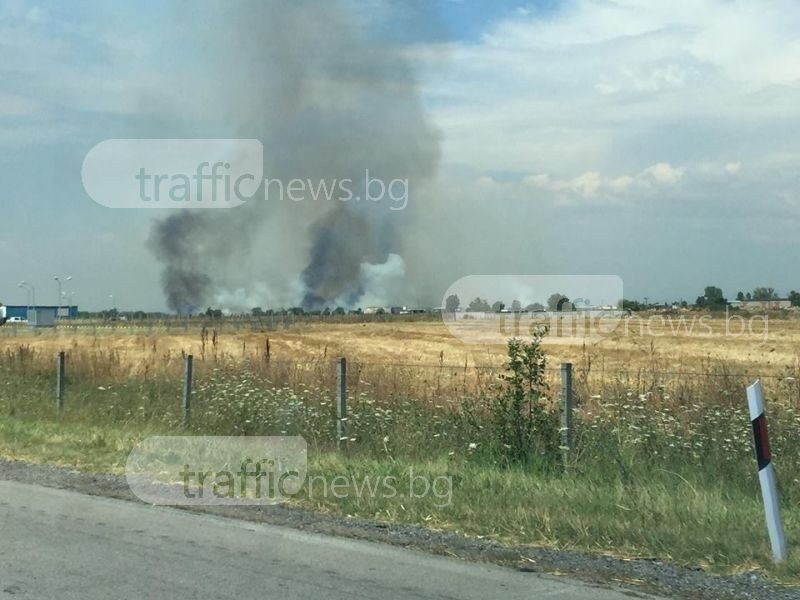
[150,1,440,312]
[150,213,213,314]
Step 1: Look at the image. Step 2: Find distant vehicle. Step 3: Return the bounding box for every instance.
[0,306,30,324]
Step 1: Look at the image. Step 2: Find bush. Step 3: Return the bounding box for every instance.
[481,328,560,467]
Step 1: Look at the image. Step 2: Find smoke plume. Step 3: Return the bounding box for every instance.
[150,1,440,313]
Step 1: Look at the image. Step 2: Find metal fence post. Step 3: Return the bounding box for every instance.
[560,362,573,470]
[56,351,65,412]
[337,357,347,450]
[183,354,193,426]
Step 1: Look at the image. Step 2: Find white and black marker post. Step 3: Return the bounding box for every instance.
[746,379,787,563]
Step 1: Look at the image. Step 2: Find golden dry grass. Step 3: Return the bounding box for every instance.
[2,315,800,578]
[0,312,793,375]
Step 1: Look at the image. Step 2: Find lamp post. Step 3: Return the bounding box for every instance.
[54,276,72,315]
[18,282,31,310]
[18,281,35,310]
[18,281,35,323]
[61,291,76,320]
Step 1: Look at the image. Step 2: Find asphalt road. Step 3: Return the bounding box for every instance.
[0,480,666,599]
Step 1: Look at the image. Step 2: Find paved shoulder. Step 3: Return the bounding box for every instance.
[0,480,665,600]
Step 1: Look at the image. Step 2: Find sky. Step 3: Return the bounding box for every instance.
[1,0,800,311]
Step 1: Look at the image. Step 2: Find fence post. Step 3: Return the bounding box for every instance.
[747,379,788,563]
[183,354,193,426]
[56,351,65,412]
[560,362,573,470]
[336,357,347,450]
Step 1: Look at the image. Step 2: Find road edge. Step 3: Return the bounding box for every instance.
[0,458,796,600]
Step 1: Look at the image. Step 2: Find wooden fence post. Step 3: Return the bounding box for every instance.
[337,357,347,450]
[560,362,573,470]
[183,354,193,426]
[56,351,65,412]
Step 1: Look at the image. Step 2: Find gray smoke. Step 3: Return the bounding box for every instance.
[150,0,440,313]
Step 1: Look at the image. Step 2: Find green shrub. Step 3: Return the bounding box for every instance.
[479,328,560,467]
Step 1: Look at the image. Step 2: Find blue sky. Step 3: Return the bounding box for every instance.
[2,0,800,311]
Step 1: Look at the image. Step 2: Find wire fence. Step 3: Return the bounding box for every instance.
[0,313,443,337]
[3,340,799,421]
[2,337,800,505]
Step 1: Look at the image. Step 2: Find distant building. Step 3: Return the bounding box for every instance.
[29,307,57,327]
[729,299,792,310]
[3,305,78,320]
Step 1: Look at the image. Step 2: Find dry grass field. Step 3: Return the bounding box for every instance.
[0,311,792,373]
[1,313,799,578]
[0,311,796,413]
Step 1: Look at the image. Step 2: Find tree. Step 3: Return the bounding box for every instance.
[205,307,222,318]
[252,307,265,317]
[333,306,346,315]
[752,287,777,301]
[491,301,505,312]
[621,299,644,311]
[705,286,724,304]
[445,294,460,313]
[736,291,745,302]
[101,308,119,320]
[789,291,800,307]
[467,297,491,312]
[696,285,727,310]
[547,293,571,311]
[746,292,752,300]
[525,302,545,312]
[510,299,522,312]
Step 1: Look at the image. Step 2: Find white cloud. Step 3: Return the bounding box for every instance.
[417,0,800,181]
[522,161,694,202]
[641,163,685,185]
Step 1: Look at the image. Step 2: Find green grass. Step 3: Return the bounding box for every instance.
[0,414,798,582]
[1,351,800,583]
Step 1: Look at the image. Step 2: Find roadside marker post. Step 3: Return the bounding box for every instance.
[746,379,788,563]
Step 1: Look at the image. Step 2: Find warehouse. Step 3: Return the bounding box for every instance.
[2,305,79,320]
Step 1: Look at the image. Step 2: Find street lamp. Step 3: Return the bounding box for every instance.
[62,291,77,320]
[18,281,35,311]
[18,282,30,309]
[54,276,72,313]
[109,294,116,311]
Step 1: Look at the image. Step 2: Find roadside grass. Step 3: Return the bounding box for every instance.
[1,344,799,582]
[0,415,155,473]
[0,414,798,582]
